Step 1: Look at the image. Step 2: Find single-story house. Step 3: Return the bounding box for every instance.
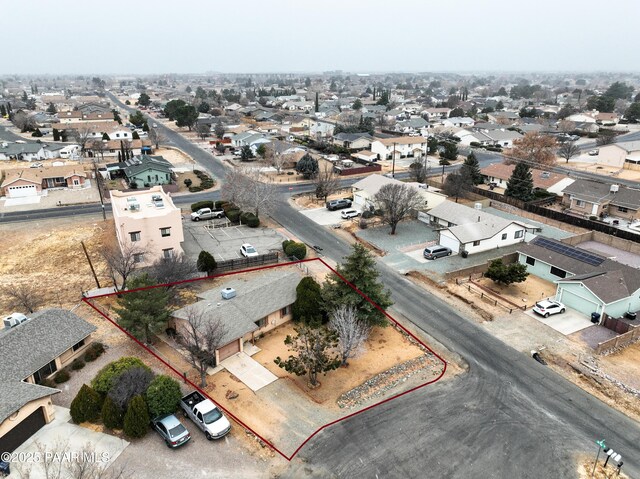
[351,174,447,212]
[0,309,96,454]
[0,142,48,162]
[352,150,378,162]
[561,179,640,221]
[517,236,640,318]
[481,162,575,195]
[121,154,173,187]
[170,268,303,363]
[425,201,533,255]
[332,132,374,151]
[1,165,88,198]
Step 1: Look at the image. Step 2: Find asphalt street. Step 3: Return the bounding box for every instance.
[4,95,634,477]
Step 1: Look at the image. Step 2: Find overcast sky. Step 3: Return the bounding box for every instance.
[4,0,639,74]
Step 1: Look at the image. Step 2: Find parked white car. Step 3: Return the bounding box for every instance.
[532,300,565,318]
[341,209,360,219]
[240,243,259,258]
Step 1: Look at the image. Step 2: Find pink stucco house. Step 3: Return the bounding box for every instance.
[1,165,88,198]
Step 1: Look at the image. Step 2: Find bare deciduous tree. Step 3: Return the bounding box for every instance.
[72,127,95,158]
[89,139,108,162]
[177,306,227,387]
[1,282,44,313]
[558,141,580,163]
[148,253,197,287]
[329,305,369,366]
[147,127,166,149]
[101,243,143,292]
[196,122,210,141]
[373,183,424,235]
[313,163,340,202]
[271,151,293,175]
[221,167,277,217]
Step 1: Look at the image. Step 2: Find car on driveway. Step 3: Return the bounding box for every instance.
[588,149,599,156]
[326,199,352,211]
[341,209,360,219]
[151,414,191,448]
[423,245,452,259]
[240,243,259,257]
[532,300,565,318]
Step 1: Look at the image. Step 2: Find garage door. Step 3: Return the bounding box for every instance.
[0,407,46,454]
[8,185,37,198]
[218,340,240,362]
[558,289,601,317]
[438,233,460,254]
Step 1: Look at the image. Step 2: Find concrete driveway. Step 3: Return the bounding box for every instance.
[299,207,361,226]
[11,406,129,479]
[220,352,278,392]
[525,308,593,335]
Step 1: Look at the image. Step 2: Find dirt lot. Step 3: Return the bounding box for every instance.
[461,275,557,310]
[0,215,114,314]
[154,147,194,166]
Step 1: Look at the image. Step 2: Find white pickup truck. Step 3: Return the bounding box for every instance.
[180,391,231,440]
[190,208,225,221]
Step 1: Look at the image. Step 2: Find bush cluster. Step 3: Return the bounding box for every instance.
[84,342,104,362]
[92,357,150,395]
[191,200,213,212]
[284,241,307,260]
[54,370,70,384]
[240,212,260,227]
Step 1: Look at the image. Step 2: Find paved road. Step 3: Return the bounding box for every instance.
[21,95,636,477]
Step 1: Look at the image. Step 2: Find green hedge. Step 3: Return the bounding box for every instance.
[214,200,226,209]
[54,370,70,384]
[285,242,307,260]
[241,212,260,227]
[226,209,241,222]
[191,201,214,212]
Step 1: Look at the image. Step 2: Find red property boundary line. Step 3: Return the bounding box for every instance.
[82,257,447,461]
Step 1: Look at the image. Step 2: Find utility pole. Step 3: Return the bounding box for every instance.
[81,240,101,289]
[93,160,106,220]
[391,142,396,178]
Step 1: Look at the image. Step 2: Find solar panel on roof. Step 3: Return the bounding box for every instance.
[532,237,604,266]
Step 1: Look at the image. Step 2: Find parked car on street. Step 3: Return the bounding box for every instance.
[341,209,360,219]
[423,245,452,259]
[588,149,599,156]
[180,391,231,440]
[532,300,565,318]
[151,414,191,448]
[240,243,259,257]
[326,199,352,211]
[190,208,225,221]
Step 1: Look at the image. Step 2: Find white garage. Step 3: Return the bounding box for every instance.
[7,184,38,198]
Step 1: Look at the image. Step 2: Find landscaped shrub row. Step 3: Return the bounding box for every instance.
[240,212,260,227]
[84,342,105,362]
[191,200,214,212]
[69,356,182,439]
[189,170,216,192]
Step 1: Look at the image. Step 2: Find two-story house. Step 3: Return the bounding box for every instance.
[111,186,185,265]
[370,136,427,160]
[561,179,640,222]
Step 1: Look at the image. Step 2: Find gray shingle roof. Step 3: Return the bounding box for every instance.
[123,154,172,178]
[172,268,303,346]
[0,309,96,422]
[562,179,640,210]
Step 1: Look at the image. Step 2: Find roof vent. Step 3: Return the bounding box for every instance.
[221,287,236,300]
[474,202,482,210]
[610,184,619,193]
[3,313,28,330]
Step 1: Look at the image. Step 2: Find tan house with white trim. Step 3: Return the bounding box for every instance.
[1,165,88,198]
[370,136,428,160]
[170,268,303,363]
[0,309,96,454]
[111,186,184,266]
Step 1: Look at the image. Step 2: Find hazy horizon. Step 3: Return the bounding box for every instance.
[4,0,640,75]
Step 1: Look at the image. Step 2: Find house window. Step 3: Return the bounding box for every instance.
[526,256,535,266]
[72,339,86,352]
[33,359,58,384]
[514,230,524,239]
[160,227,171,237]
[129,231,141,242]
[501,233,507,240]
[73,179,80,186]
[163,248,174,259]
[116,133,120,138]
[281,306,288,318]
[473,240,481,246]
[550,266,567,278]
[576,200,585,207]
[255,317,268,328]
[133,253,145,264]
[618,206,629,213]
